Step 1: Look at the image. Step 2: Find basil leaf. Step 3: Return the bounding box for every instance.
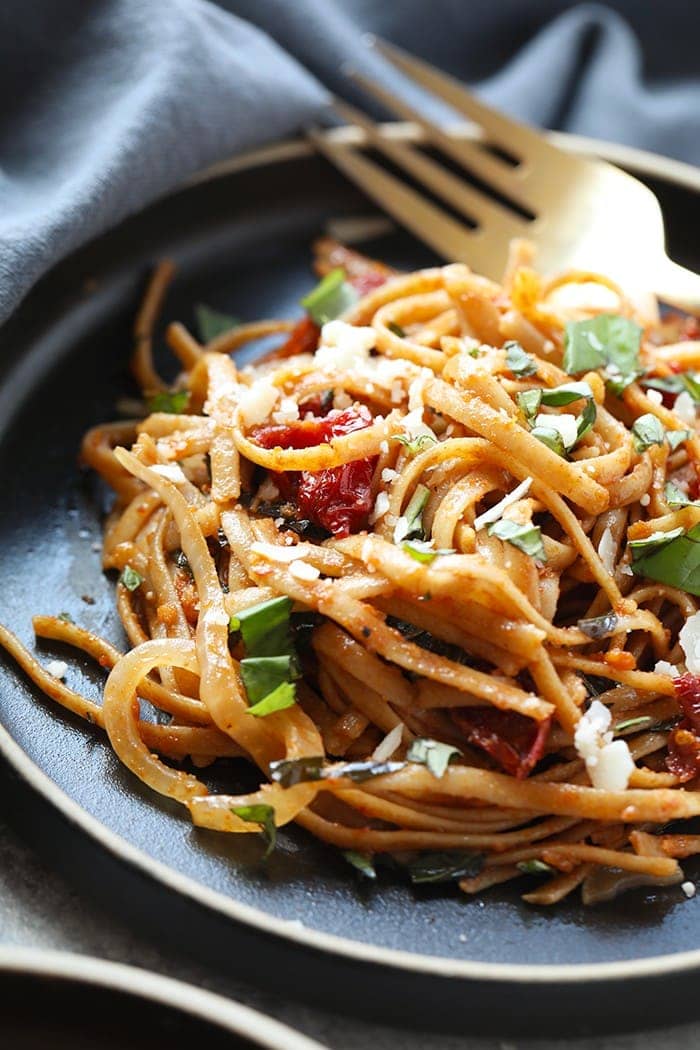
[343,850,377,879]
[387,321,406,338]
[120,565,144,591]
[148,390,190,414]
[632,413,666,453]
[195,303,239,343]
[301,268,358,325]
[517,389,542,421]
[393,432,437,456]
[577,611,619,640]
[408,851,483,884]
[539,381,594,407]
[665,482,697,508]
[530,426,566,457]
[630,523,700,596]
[505,341,537,377]
[564,315,642,394]
[642,375,685,395]
[247,681,297,717]
[402,540,454,564]
[230,804,276,858]
[240,655,297,706]
[576,393,597,441]
[325,759,406,783]
[683,373,700,402]
[517,859,556,875]
[488,519,546,561]
[229,596,293,657]
[57,612,74,623]
[668,429,692,451]
[614,715,653,734]
[403,484,430,541]
[629,527,685,555]
[406,738,461,779]
[268,756,324,787]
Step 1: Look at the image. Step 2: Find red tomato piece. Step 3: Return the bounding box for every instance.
[451,707,551,779]
[348,270,389,297]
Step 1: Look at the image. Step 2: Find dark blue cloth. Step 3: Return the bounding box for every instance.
[1,0,699,324]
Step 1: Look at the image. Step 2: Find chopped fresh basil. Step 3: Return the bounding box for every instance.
[268,756,324,787]
[57,611,74,623]
[563,315,642,394]
[630,523,700,596]
[668,429,692,451]
[539,381,594,408]
[408,851,483,884]
[325,759,406,782]
[614,715,653,734]
[342,850,377,879]
[505,341,537,377]
[230,804,276,857]
[119,565,144,591]
[488,518,546,561]
[247,681,297,717]
[517,388,542,421]
[632,413,666,453]
[195,303,239,343]
[665,482,698,508]
[240,655,297,706]
[402,540,454,564]
[406,738,461,779]
[148,390,190,414]
[530,425,567,457]
[403,484,430,541]
[517,859,556,875]
[301,268,358,325]
[577,611,619,640]
[467,345,483,358]
[229,596,294,657]
[387,321,406,338]
[581,672,617,698]
[393,432,437,456]
[683,373,700,402]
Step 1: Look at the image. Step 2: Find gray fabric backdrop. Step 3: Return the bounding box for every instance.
[1,0,698,324]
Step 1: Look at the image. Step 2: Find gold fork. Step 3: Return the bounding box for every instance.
[309,37,700,314]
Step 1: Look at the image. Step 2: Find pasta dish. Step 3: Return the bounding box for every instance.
[5,236,700,906]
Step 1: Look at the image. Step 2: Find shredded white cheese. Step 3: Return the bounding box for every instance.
[654,660,679,678]
[399,407,437,445]
[238,379,279,426]
[46,660,68,680]
[597,527,616,575]
[646,389,663,407]
[680,610,700,673]
[315,320,375,371]
[674,390,697,424]
[381,467,399,484]
[574,700,635,791]
[534,412,579,449]
[393,516,410,544]
[289,559,321,581]
[371,723,404,762]
[272,397,300,424]
[369,490,390,524]
[682,881,696,899]
[150,463,187,482]
[473,477,532,531]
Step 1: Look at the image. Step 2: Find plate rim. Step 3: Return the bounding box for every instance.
[3,127,700,989]
[0,945,327,1049]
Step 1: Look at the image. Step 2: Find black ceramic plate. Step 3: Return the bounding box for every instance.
[3,131,700,1037]
[0,947,327,1049]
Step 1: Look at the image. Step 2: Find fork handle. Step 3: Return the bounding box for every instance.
[653,256,700,316]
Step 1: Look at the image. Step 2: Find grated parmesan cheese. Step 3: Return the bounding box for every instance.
[238,379,279,426]
[289,559,321,581]
[315,320,375,371]
[371,723,404,762]
[46,660,68,680]
[408,368,433,412]
[597,527,616,575]
[646,389,663,407]
[399,407,437,445]
[639,493,650,506]
[679,610,700,673]
[534,412,579,449]
[251,541,302,563]
[381,467,399,484]
[473,477,532,531]
[272,397,300,424]
[682,881,696,899]
[674,391,697,424]
[574,700,634,791]
[369,490,390,524]
[151,463,187,482]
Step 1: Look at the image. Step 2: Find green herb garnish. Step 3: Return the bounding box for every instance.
[408,851,483,884]
[393,432,437,456]
[343,850,377,879]
[530,426,567,457]
[195,303,239,343]
[668,429,692,451]
[240,655,298,706]
[577,611,619,640]
[517,859,556,875]
[614,715,653,734]
[230,596,299,715]
[505,341,537,377]
[268,756,324,787]
[301,268,358,325]
[631,413,666,453]
[406,738,461,779]
[247,681,297,717]
[120,565,144,591]
[630,523,700,596]
[402,484,430,542]
[665,482,698,508]
[57,612,74,623]
[563,314,643,394]
[388,321,406,338]
[402,540,454,564]
[148,390,190,414]
[229,596,294,657]
[488,519,546,561]
[230,804,277,857]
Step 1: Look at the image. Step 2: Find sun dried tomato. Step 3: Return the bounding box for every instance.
[664,674,700,782]
[265,317,320,361]
[253,406,376,538]
[451,707,551,779]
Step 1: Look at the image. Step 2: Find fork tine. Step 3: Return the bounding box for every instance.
[307,126,480,265]
[345,67,535,212]
[334,99,526,235]
[372,36,556,159]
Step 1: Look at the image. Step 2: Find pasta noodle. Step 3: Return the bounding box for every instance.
[5,238,700,905]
